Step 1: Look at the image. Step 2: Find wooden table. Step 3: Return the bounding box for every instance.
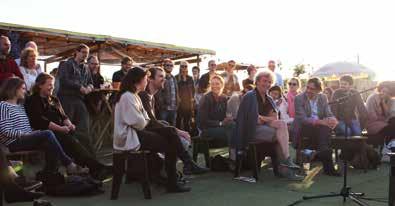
[388,151,395,206]
[89,88,118,152]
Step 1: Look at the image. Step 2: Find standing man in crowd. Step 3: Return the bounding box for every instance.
[221,60,240,96]
[268,60,283,87]
[198,60,218,93]
[192,66,200,91]
[0,35,23,85]
[156,59,178,126]
[242,64,257,90]
[57,44,94,154]
[175,61,195,132]
[112,56,133,85]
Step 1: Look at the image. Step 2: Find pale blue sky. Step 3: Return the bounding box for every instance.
[1,0,395,80]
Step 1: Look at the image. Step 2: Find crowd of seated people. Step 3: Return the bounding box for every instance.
[2,31,395,204]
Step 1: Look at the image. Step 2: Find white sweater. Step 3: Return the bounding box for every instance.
[274,97,294,124]
[113,92,150,151]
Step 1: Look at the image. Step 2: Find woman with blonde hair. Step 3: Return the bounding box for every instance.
[19,48,42,92]
[199,75,234,144]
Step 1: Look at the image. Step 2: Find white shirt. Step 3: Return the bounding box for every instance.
[113,92,150,151]
[275,97,294,124]
[19,66,42,92]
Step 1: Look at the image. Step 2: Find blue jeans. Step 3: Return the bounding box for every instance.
[8,130,72,172]
[159,110,177,126]
[335,120,362,136]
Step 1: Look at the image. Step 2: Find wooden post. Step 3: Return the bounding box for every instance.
[197,55,200,67]
[97,43,102,63]
[44,60,47,73]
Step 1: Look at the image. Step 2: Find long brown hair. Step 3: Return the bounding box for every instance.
[115,67,149,103]
[0,77,25,101]
[32,73,54,95]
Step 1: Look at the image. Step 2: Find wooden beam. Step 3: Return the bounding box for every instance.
[140,54,197,66]
[45,42,98,63]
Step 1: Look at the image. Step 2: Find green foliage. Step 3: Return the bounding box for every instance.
[293,64,306,77]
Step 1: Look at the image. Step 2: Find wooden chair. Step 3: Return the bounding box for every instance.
[111,150,152,200]
[234,141,279,180]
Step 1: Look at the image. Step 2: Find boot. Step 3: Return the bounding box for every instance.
[4,181,44,203]
[167,182,191,193]
[180,151,209,175]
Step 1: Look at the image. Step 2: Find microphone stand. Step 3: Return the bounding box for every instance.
[289,86,377,206]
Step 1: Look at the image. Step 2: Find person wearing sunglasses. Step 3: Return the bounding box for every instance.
[293,77,340,176]
[175,61,194,132]
[221,60,240,96]
[156,59,178,126]
[286,77,301,119]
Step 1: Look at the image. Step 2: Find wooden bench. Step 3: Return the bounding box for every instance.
[111,150,152,200]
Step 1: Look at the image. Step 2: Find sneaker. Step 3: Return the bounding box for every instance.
[167,183,191,193]
[280,157,300,170]
[14,176,43,191]
[278,166,304,181]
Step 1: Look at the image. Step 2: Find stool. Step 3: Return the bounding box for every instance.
[111,150,151,200]
[388,150,395,206]
[192,136,212,168]
[0,187,3,206]
[234,141,279,180]
[331,135,369,171]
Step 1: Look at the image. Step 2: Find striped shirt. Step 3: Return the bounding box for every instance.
[0,101,33,146]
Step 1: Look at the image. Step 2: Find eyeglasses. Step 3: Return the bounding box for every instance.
[288,83,297,86]
[164,64,173,67]
[306,86,317,91]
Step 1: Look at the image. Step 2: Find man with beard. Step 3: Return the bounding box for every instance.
[139,66,209,175]
[57,44,94,154]
[156,59,178,126]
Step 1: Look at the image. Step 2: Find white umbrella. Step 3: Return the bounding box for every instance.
[312,61,375,78]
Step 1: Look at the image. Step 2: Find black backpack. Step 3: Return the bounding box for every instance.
[36,171,103,196]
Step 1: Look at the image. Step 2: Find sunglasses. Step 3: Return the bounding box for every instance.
[210,64,216,66]
[288,83,297,86]
[180,65,187,68]
[164,64,173,67]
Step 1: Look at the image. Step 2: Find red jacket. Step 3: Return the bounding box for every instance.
[0,57,24,84]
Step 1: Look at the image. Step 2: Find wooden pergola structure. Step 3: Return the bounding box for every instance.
[0,22,216,71]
